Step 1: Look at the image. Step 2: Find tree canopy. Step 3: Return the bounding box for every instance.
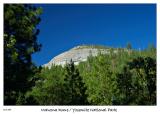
[4,4,42,105]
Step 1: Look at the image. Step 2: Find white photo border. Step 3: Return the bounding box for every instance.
[0,0,159,114]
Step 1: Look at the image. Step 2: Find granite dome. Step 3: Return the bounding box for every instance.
[43,45,117,68]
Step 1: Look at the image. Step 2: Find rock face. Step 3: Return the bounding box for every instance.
[43,45,112,68]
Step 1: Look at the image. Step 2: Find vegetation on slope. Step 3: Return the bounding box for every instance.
[25,45,156,105]
[72,44,112,50]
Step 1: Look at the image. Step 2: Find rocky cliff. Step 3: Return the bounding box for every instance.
[43,45,116,68]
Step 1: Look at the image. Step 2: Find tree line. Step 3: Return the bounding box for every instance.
[24,47,156,105]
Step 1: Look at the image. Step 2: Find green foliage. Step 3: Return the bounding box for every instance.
[74,44,111,50]
[129,57,156,105]
[78,54,117,105]
[63,60,88,105]
[4,4,42,105]
[78,46,156,105]
[115,56,156,105]
[28,61,88,105]
[126,42,132,49]
[27,65,65,105]
[116,66,133,105]
[14,45,156,105]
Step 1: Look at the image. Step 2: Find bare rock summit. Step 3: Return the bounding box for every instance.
[43,45,115,68]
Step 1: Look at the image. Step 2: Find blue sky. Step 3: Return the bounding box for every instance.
[32,4,156,66]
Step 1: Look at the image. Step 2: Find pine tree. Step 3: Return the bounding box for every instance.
[4,4,42,105]
[126,42,132,50]
[63,59,88,105]
[128,57,156,104]
[116,56,156,105]
[116,66,133,105]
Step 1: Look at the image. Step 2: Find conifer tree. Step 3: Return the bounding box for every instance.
[126,42,132,50]
[4,4,42,105]
[116,66,133,105]
[63,60,88,105]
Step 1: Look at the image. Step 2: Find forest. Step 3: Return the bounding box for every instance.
[4,4,156,105]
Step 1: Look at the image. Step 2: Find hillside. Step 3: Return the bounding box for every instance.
[43,45,125,68]
[28,44,156,105]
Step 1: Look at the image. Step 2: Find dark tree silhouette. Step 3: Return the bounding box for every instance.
[129,57,156,104]
[4,4,42,105]
[63,60,88,105]
[126,42,132,50]
[117,57,156,105]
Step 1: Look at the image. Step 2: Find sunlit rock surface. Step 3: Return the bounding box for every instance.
[43,45,117,68]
